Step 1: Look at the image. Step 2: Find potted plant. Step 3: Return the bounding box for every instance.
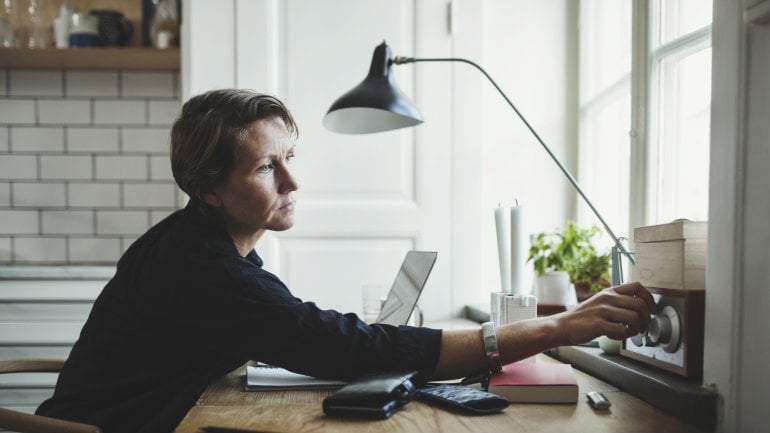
[528,222,611,303]
[569,248,611,301]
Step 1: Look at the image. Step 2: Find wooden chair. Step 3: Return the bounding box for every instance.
[0,359,102,433]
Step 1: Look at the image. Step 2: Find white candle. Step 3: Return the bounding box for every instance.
[494,205,511,293]
[510,203,525,295]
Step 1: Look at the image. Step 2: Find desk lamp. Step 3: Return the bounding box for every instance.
[323,41,634,285]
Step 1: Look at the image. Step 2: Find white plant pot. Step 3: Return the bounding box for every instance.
[534,271,577,306]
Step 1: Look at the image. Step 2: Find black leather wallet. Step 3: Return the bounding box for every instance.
[415,384,509,415]
[322,371,417,419]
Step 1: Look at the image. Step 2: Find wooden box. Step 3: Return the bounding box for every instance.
[632,221,707,290]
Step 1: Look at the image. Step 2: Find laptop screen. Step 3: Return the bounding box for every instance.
[376,251,437,326]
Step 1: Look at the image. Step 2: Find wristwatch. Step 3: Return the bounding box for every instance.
[481,321,502,374]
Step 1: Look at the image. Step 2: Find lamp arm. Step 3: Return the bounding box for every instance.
[394,56,634,265]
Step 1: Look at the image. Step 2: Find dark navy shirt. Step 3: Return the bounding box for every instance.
[36,201,442,433]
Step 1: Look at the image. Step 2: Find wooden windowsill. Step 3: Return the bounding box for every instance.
[0,47,180,71]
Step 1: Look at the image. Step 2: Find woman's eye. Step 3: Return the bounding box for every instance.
[257,164,273,173]
[286,153,295,163]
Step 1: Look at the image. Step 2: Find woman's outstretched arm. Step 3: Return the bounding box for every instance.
[431,282,656,380]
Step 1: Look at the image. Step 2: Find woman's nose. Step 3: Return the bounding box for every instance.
[279,165,299,193]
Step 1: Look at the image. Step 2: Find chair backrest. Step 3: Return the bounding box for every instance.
[0,359,102,433]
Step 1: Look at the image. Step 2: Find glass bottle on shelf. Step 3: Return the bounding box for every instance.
[26,0,48,48]
[0,0,16,47]
[150,0,177,49]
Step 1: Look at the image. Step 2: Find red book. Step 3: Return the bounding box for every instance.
[487,362,579,403]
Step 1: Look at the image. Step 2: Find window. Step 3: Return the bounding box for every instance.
[648,0,712,223]
[577,0,632,246]
[578,0,712,249]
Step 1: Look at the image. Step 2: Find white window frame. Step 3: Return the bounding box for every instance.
[630,0,712,243]
[644,20,712,224]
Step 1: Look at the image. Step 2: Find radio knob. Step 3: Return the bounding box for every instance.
[647,306,681,353]
[647,315,672,345]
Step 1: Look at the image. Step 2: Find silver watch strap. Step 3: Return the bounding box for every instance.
[481,321,502,374]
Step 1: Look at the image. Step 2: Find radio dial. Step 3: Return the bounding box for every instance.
[648,306,681,353]
[648,314,671,345]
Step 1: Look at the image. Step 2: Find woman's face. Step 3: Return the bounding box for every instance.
[205,117,299,253]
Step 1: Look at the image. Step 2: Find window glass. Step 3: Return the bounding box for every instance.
[580,0,632,103]
[653,47,711,222]
[578,0,632,249]
[578,94,631,244]
[652,0,712,47]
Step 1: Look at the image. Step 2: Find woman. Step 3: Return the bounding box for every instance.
[37,89,654,433]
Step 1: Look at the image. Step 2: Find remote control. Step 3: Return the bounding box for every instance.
[586,391,611,410]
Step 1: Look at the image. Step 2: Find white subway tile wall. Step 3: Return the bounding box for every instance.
[122,128,171,153]
[67,127,120,152]
[41,210,94,235]
[0,237,9,261]
[14,237,67,263]
[40,155,92,180]
[95,155,148,180]
[0,154,37,179]
[69,237,121,262]
[67,183,121,208]
[13,183,67,207]
[0,70,182,264]
[96,209,149,235]
[0,99,36,124]
[0,127,8,151]
[122,72,176,98]
[94,99,147,125]
[0,210,39,234]
[66,71,119,97]
[11,127,65,152]
[123,183,176,208]
[0,182,9,206]
[148,100,181,125]
[150,155,173,181]
[9,70,64,97]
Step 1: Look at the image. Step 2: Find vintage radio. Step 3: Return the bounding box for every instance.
[621,287,705,378]
[621,220,707,379]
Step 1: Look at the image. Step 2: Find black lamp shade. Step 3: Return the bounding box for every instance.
[323,41,423,134]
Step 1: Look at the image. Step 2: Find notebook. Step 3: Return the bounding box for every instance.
[375,251,437,326]
[487,362,579,403]
[246,363,345,390]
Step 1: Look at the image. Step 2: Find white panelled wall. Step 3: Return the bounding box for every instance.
[183,0,457,320]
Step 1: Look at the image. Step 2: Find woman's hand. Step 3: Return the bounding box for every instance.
[554,282,657,346]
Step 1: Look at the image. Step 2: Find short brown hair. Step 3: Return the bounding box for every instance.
[170,89,297,200]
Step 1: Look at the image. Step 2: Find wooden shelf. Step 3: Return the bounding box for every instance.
[0,47,180,71]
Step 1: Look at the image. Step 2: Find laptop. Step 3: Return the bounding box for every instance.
[375,251,438,326]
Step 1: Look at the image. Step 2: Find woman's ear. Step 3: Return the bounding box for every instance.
[199,189,222,207]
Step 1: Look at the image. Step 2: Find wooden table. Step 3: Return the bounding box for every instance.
[174,354,707,433]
